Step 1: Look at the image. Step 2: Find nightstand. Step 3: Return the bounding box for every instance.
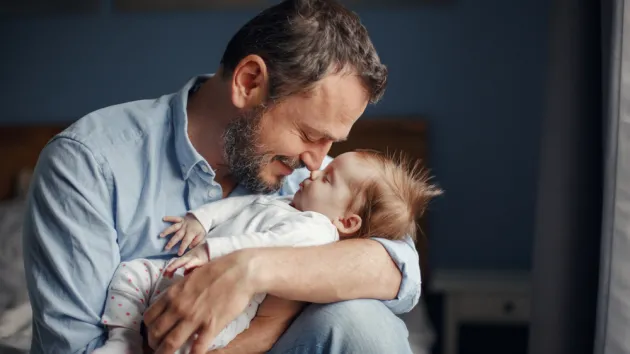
[429,270,532,354]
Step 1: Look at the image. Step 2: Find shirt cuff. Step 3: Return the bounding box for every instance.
[371,236,422,315]
[188,210,212,233]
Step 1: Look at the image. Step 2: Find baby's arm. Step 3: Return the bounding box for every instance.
[190,194,261,232]
[164,212,338,277]
[206,211,338,259]
[161,194,261,255]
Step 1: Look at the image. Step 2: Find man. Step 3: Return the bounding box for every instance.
[23,0,421,353]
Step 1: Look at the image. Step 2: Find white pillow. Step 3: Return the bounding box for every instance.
[0,199,27,313]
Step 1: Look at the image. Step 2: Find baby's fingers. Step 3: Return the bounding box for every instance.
[189,234,205,249]
[183,258,205,272]
[162,216,183,223]
[164,228,186,250]
[178,233,204,256]
[159,222,182,238]
[164,257,189,277]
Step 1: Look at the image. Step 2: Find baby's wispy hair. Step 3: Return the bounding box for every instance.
[348,149,443,241]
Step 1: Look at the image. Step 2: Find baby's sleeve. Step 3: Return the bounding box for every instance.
[206,212,339,259]
[189,194,261,232]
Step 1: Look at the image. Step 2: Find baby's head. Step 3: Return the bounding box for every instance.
[292,150,442,240]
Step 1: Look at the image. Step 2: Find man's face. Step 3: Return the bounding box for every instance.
[224,72,369,193]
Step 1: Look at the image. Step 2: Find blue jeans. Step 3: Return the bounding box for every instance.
[268,299,413,354]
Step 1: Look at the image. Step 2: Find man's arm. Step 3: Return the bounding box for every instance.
[144,239,415,354]
[211,296,305,354]
[23,137,119,353]
[209,238,418,354]
[252,238,408,305]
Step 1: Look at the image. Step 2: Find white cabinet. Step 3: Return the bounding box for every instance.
[430,270,531,354]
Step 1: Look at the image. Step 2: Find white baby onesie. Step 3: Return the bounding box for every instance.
[96,194,339,353]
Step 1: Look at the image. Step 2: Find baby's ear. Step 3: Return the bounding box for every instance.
[333,214,362,238]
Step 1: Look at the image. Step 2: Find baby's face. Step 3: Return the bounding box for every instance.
[292,152,377,220]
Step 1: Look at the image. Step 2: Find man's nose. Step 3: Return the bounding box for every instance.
[301,143,332,171]
[301,153,323,171]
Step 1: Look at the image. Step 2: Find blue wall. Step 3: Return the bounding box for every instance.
[0,0,550,270]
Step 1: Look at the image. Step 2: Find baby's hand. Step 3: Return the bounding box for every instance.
[163,242,210,278]
[160,214,206,256]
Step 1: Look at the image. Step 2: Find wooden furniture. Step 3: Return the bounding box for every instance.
[430,270,532,354]
[0,125,65,201]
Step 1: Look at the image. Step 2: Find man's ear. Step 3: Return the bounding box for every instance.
[333,214,362,238]
[230,54,269,109]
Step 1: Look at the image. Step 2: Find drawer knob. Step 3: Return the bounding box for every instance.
[503,301,516,314]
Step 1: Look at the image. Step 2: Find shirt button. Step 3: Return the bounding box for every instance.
[201,165,210,173]
[208,189,220,199]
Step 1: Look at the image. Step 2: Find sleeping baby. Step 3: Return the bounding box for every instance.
[93,150,442,354]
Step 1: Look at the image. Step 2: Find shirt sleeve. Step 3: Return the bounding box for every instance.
[23,137,119,353]
[188,195,261,233]
[371,235,422,314]
[206,212,338,259]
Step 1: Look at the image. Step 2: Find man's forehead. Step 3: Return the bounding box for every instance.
[304,121,352,142]
[302,74,368,128]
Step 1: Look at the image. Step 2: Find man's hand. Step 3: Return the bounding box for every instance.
[143,250,258,354]
[144,239,405,354]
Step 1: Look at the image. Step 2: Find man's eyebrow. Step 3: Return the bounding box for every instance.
[323,131,347,143]
[304,125,347,143]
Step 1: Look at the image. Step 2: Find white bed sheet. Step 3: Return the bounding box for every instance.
[0,198,31,352]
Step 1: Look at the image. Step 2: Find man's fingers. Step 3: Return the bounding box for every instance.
[148,311,180,352]
[190,324,218,354]
[144,295,168,327]
[156,321,200,354]
[144,299,167,349]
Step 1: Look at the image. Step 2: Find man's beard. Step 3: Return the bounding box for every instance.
[222,106,304,194]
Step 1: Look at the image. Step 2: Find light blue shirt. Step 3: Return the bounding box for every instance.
[22,75,421,354]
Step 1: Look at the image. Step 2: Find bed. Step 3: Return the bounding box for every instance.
[0,118,436,353]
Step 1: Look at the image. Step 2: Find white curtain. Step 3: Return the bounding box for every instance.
[595,0,630,353]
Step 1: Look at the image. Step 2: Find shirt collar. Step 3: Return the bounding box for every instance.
[171,74,214,180]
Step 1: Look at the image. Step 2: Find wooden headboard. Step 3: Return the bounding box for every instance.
[0,125,66,201]
[0,118,432,282]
